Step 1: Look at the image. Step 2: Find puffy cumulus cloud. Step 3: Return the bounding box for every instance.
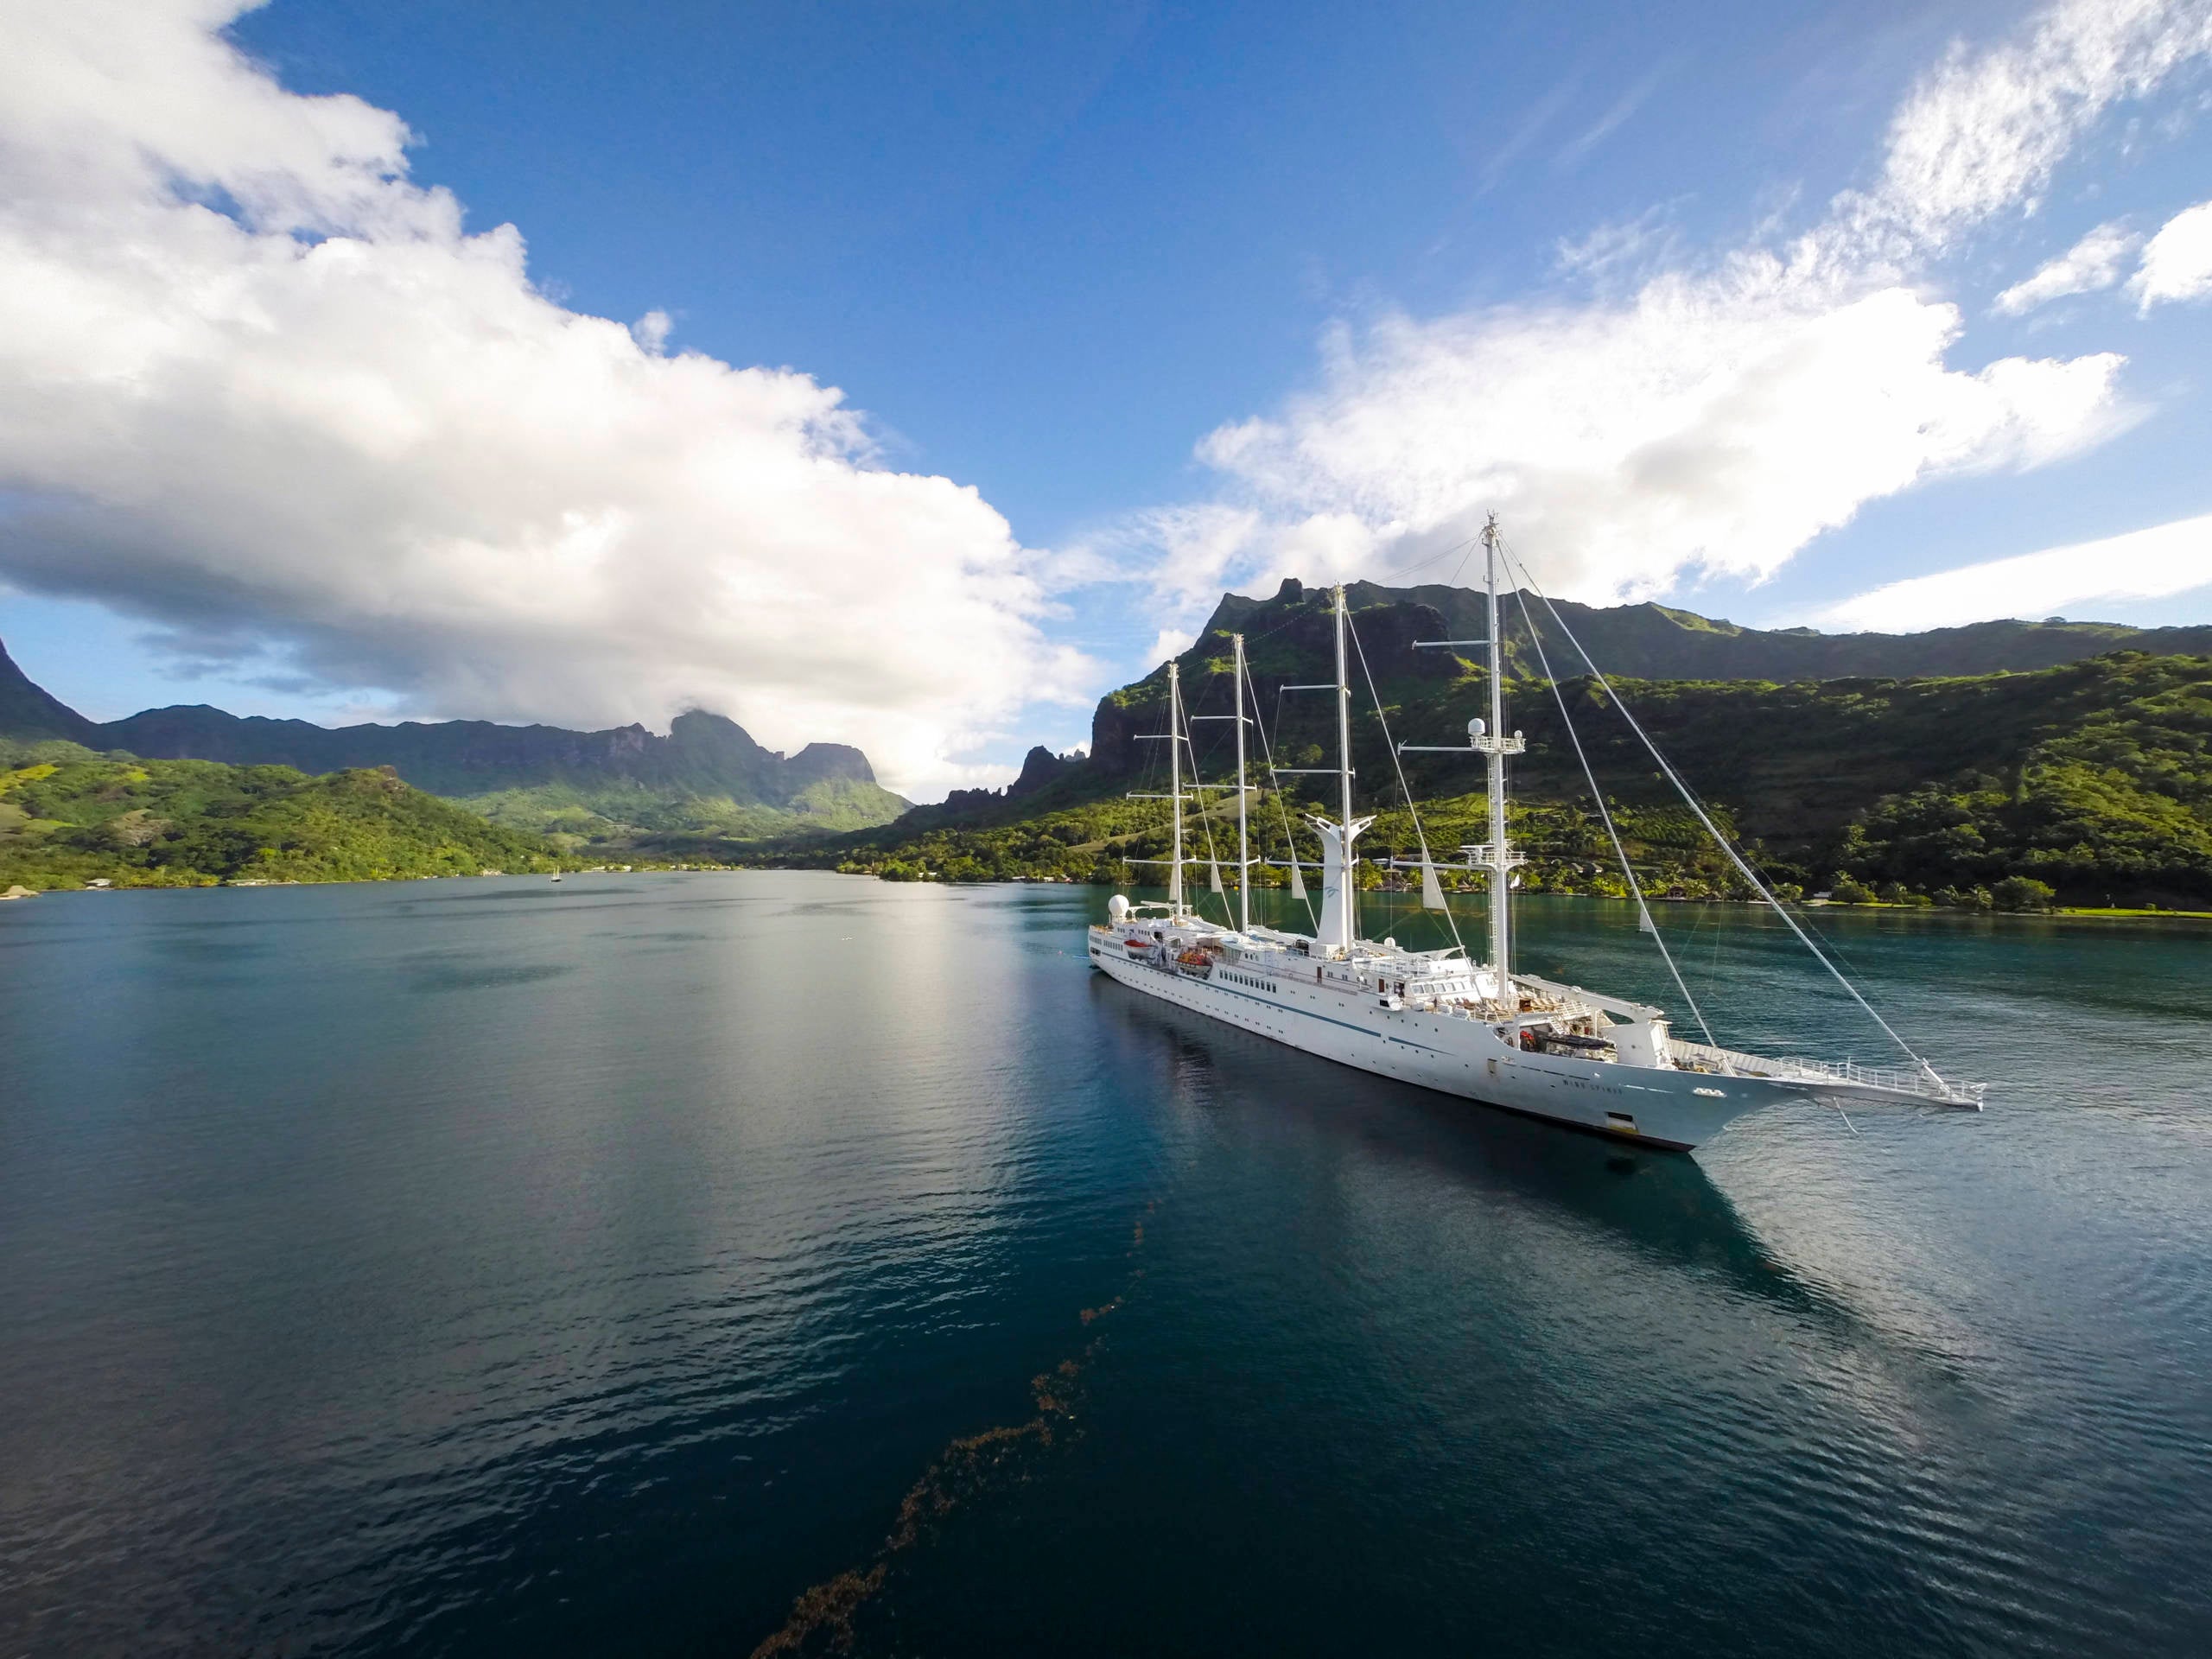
[1116,0,2205,618]
[1193,282,2124,601]
[1993,221,2141,314]
[1820,513,2212,631]
[0,0,1084,798]
[2130,198,2212,308]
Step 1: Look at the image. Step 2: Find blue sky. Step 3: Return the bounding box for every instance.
[1,0,2208,794]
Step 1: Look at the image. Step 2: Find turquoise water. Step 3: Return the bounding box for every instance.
[2,873,2209,1655]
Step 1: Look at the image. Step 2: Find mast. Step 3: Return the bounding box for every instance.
[1234,632,1249,934]
[1300,585,1372,955]
[1483,516,1510,996]
[1335,585,1356,947]
[1335,587,1354,838]
[1168,660,1185,916]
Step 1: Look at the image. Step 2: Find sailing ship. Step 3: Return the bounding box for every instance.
[1086,518,1982,1153]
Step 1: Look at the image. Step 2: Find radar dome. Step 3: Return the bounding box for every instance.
[1108,894,1130,925]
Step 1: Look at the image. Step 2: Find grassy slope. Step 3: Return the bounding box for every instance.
[1,741,562,889]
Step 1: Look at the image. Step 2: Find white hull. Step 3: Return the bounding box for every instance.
[1089,930,1790,1152]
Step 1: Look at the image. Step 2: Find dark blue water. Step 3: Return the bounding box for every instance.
[3,873,2209,1656]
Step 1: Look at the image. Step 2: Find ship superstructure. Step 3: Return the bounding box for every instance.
[1087,518,1981,1153]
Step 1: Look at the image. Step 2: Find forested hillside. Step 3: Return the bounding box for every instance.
[0,641,909,848]
[755,597,2212,908]
[1,741,561,889]
[10,584,2212,903]
[1227,575,2212,683]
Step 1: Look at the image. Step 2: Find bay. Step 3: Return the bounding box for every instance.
[2,872,2209,1656]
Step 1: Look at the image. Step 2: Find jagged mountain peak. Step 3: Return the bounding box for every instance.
[0,642,907,834]
[1186,577,2212,686]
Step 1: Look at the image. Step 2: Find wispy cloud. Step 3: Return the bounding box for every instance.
[1556,60,1679,169]
[1819,513,2212,630]
[1852,0,2212,256]
[1478,71,1580,194]
[1993,221,2139,314]
[1555,201,1687,280]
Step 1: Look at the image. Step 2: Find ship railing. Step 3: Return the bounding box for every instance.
[1667,1039,1985,1107]
[1421,998,1516,1022]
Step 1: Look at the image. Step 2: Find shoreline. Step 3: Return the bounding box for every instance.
[8,866,2209,926]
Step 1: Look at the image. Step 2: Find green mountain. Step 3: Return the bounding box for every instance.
[0,639,101,744]
[1,739,563,889]
[765,582,2212,909]
[0,640,910,847]
[13,575,2212,893]
[1071,578,2212,783]
[1224,576,2212,683]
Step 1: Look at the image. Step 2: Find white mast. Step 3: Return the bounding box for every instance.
[1336,587,1355,845]
[1305,583,1376,955]
[1298,584,1373,953]
[1168,660,1185,916]
[1483,516,1512,998]
[1234,632,1249,934]
[1337,585,1357,950]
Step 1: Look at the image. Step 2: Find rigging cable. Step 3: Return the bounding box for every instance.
[1509,584,1719,1046]
[1245,652,1320,932]
[1344,612,1471,962]
[1374,532,1481,585]
[1184,677,1230,928]
[1497,537,1947,1084]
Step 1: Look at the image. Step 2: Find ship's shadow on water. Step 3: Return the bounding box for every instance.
[1083,970,1852,1329]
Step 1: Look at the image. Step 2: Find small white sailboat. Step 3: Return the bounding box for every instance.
[1087,518,1981,1153]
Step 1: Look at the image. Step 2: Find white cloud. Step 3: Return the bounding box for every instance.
[1554,204,1685,282]
[1478,73,1579,194]
[0,0,1084,798]
[1555,60,1677,169]
[1192,282,2125,603]
[1061,503,1265,617]
[1144,627,1198,664]
[1855,0,2212,256]
[1819,513,2212,630]
[2129,198,2212,308]
[1993,220,2141,314]
[1114,0,2208,621]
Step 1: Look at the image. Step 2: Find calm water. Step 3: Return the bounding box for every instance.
[3,873,2210,1656]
